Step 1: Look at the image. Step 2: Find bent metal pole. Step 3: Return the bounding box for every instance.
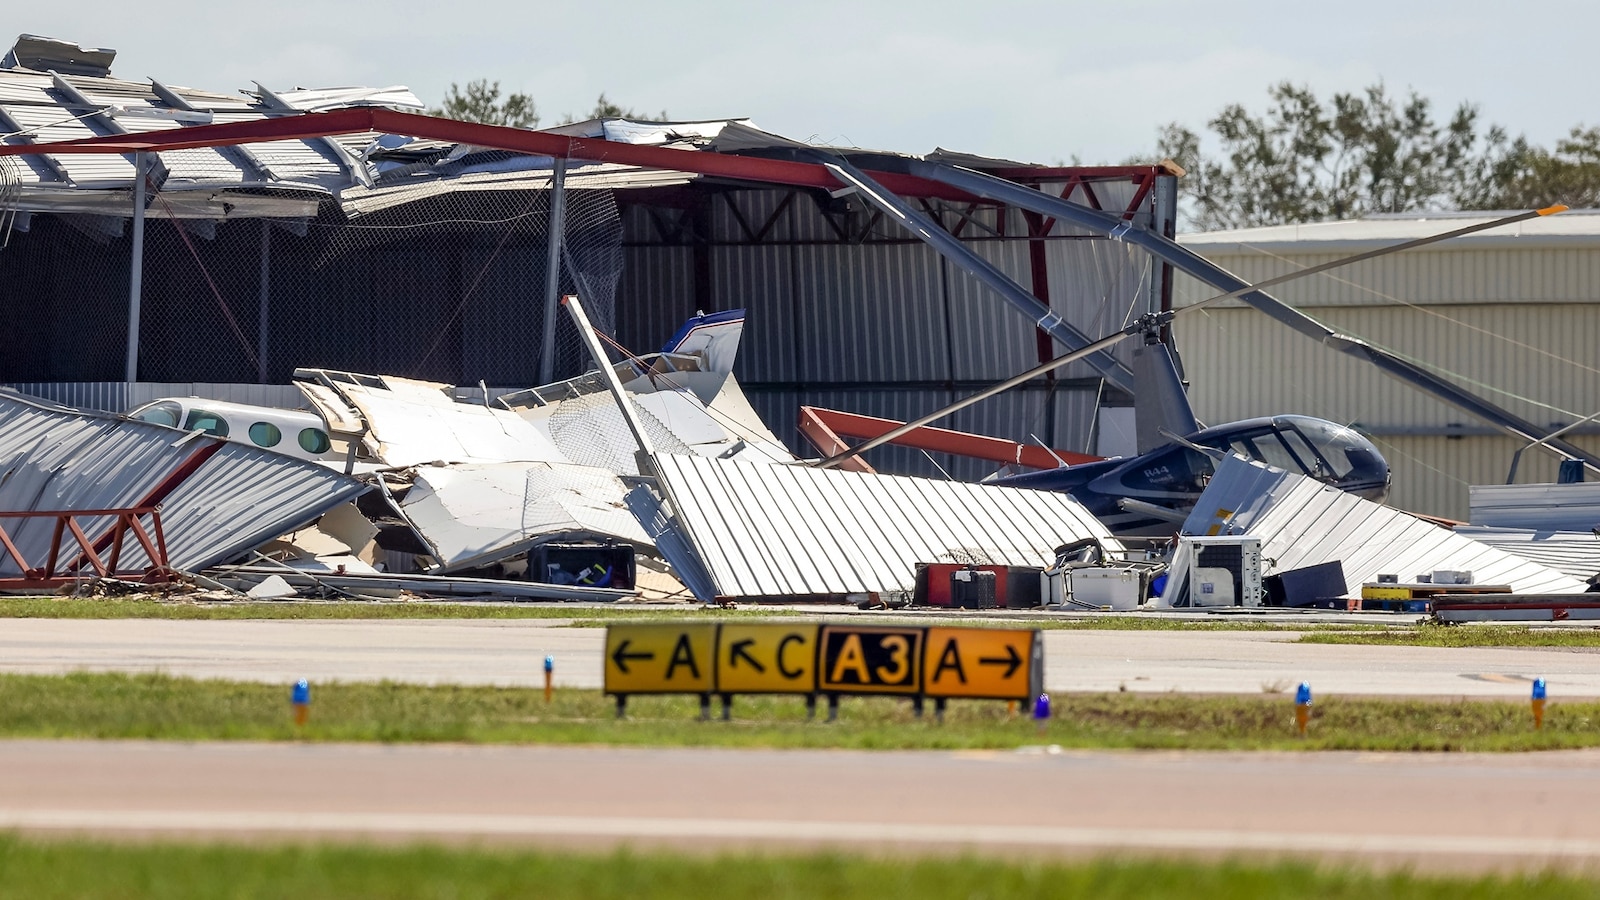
[814,204,1569,470]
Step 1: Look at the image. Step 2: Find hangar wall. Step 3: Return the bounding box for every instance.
[1174,218,1600,520]
[614,182,1158,480]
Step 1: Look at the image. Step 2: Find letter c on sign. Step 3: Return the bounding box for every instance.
[777,634,804,679]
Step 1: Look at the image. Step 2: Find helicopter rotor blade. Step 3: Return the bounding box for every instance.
[813,204,1568,470]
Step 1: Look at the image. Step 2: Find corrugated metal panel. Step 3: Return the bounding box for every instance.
[943,241,1040,381]
[1178,247,1600,309]
[790,243,948,383]
[6,383,307,414]
[650,453,1122,599]
[1453,527,1600,579]
[708,189,806,243]
[1174,455,1585,597]
[102,105,243,184]
[207,111,343,186]
[2,103,135,186]
[0,74,53,102]
[1182,211,1600,253]
[1044,238,1151,374]
[1469,482,1600,531]
[716,245,797,383]
[0,388,365,575]
[1174,304,1600,431]
[625,484,717,600]
[616,246,694,354]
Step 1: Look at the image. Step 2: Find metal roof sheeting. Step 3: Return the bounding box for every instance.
[1453,527,1600,580]
[649,454,1122,599]
[0,388,366,575]
[1469,482,1600,532]
[1181,211,1600,255]
[1177,455,1586,598]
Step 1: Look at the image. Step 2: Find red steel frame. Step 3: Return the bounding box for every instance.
[0,507,173,589]
[799,406,1101,474]
[0,107,1168,212]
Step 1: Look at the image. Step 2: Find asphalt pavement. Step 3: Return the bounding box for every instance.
[0,617,1596,697]
[4,739,1599,870]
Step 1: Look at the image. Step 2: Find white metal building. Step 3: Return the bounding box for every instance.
[1175,211,1600,520]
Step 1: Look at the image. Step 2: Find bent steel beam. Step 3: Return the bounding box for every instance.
[904,160,1600,471]
[815,154,1134,395]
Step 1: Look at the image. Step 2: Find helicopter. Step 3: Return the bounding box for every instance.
[981,331,1391,535]
[809,191,1574,536]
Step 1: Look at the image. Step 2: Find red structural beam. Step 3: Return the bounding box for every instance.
[0,507,173,589]
[0,107,1170,206]
[798,406,1101,470]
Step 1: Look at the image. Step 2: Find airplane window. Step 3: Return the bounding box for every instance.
[131,401,182,428]
[299,428,331,454]
[249,422,282,448]
[183,409,229,437]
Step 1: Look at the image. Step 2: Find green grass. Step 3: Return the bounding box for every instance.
[0,839,1594,899]
[0,597,765,621]
[0,596,1381,631]
[0,672,1585,751]
[1300,624,1600,648]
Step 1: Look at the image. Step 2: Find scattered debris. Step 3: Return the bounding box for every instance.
[0,388,366,590]
[1164,455,1585,606]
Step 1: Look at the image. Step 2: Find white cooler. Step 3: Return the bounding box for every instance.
[1069,567,1145,610]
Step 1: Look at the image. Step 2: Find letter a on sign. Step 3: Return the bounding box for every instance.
[829,634,870,685]
[604,623,716,695]
[921,628,1040,701]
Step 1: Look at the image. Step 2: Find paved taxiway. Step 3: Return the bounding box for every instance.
[0,617,1595,697]
[5,739,1599,870]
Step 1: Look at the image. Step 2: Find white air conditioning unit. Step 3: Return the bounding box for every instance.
[1175,536,1263,607]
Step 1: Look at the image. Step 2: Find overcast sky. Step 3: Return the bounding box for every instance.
[17,2,1597,164]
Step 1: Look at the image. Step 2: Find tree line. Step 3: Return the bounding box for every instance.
[1154,82,1600,231]
[428,78,1597,232]
[428,79,667,130]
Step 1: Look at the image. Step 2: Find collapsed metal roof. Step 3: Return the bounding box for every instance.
[1469,482,1600,532]
[0,388,366,574]
[1175,455,1585,598]
[637,453,1123,601]
[1453,527,1600,580]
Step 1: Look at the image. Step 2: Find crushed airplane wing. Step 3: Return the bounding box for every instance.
[0,388,366,575]
[294,369,566,467]
[399,462,653,573]
[1172,455,1585,599]
[639,454,1123,601]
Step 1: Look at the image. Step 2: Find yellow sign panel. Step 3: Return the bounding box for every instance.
[817,625,923,695]
[604,623,718,694]
[921,627,1040,700]
[715,623,820,694]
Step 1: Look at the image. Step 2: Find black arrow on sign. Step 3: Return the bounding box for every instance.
[728,639,766,673]
[611,640,654,674]
[978,645,1022,679]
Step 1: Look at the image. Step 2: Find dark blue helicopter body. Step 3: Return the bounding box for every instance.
[989,415,1390,536]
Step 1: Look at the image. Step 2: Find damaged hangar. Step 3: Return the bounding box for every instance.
[0,35,1177,481]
